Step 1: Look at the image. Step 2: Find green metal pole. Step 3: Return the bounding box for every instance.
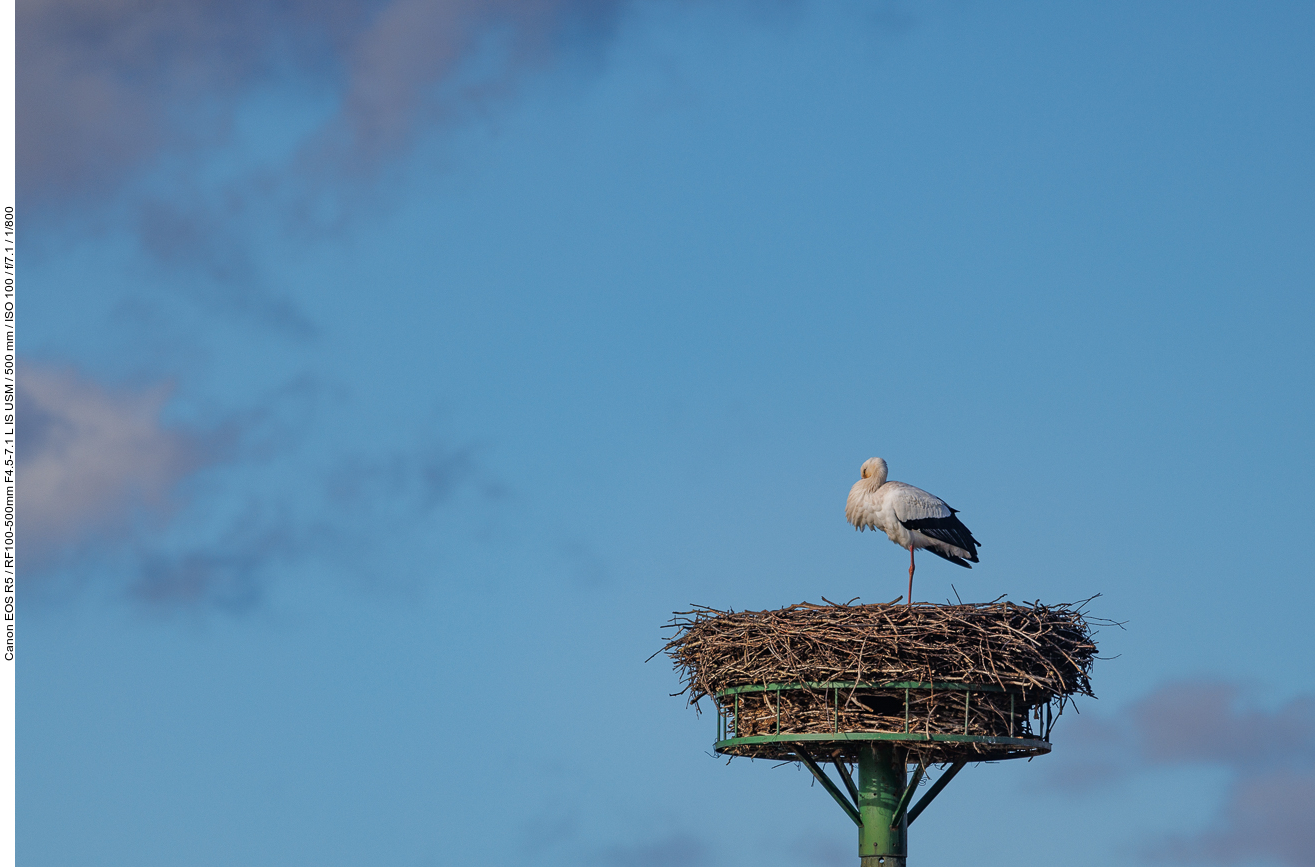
[857,743,907,866]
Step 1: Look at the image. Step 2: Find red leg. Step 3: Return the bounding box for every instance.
[907,546,915,606]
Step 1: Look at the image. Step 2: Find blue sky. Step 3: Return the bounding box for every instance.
[18,2,1315,865]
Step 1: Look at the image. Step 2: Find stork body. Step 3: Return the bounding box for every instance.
[846,457,980,603]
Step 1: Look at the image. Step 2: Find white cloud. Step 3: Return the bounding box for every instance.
[1051,682,1315,867]
[19,364,202,559]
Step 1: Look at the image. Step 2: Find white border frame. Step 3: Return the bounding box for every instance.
[0,2,15,865]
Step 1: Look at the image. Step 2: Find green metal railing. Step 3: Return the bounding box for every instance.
[711,680,1052,865]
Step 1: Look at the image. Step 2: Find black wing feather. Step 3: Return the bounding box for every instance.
[900,512,981,563]
[920,546,973,569]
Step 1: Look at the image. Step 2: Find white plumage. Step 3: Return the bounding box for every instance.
[846,457,980,603]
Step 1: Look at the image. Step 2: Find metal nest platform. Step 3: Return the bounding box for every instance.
[660,598,1106,865]
[713,679,1054,763]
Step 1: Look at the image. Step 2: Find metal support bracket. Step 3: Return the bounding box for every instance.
[831,757,860,807]
[890,762,925,829]
[906,761,967,826]
[794,749,862,827]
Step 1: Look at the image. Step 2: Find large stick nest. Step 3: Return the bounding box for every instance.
[660,598,1106,762]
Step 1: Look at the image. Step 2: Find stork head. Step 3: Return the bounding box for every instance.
[859,457,888,485]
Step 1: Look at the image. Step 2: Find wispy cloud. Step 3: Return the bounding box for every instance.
[130,515,299,612]
[330,0,626,166]
[1147,769,1315,867]
[18,362,218,563]
[20,0,642,339]
[596,833,709,867]
[122,433,498,613]
[18,0,371,201]
[19,362,500,611]
[20,0,634,206]
[135,199,317,336]
[1052,682,1315,866]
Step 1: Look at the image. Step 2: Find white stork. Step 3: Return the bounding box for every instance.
[846,457,980,604]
